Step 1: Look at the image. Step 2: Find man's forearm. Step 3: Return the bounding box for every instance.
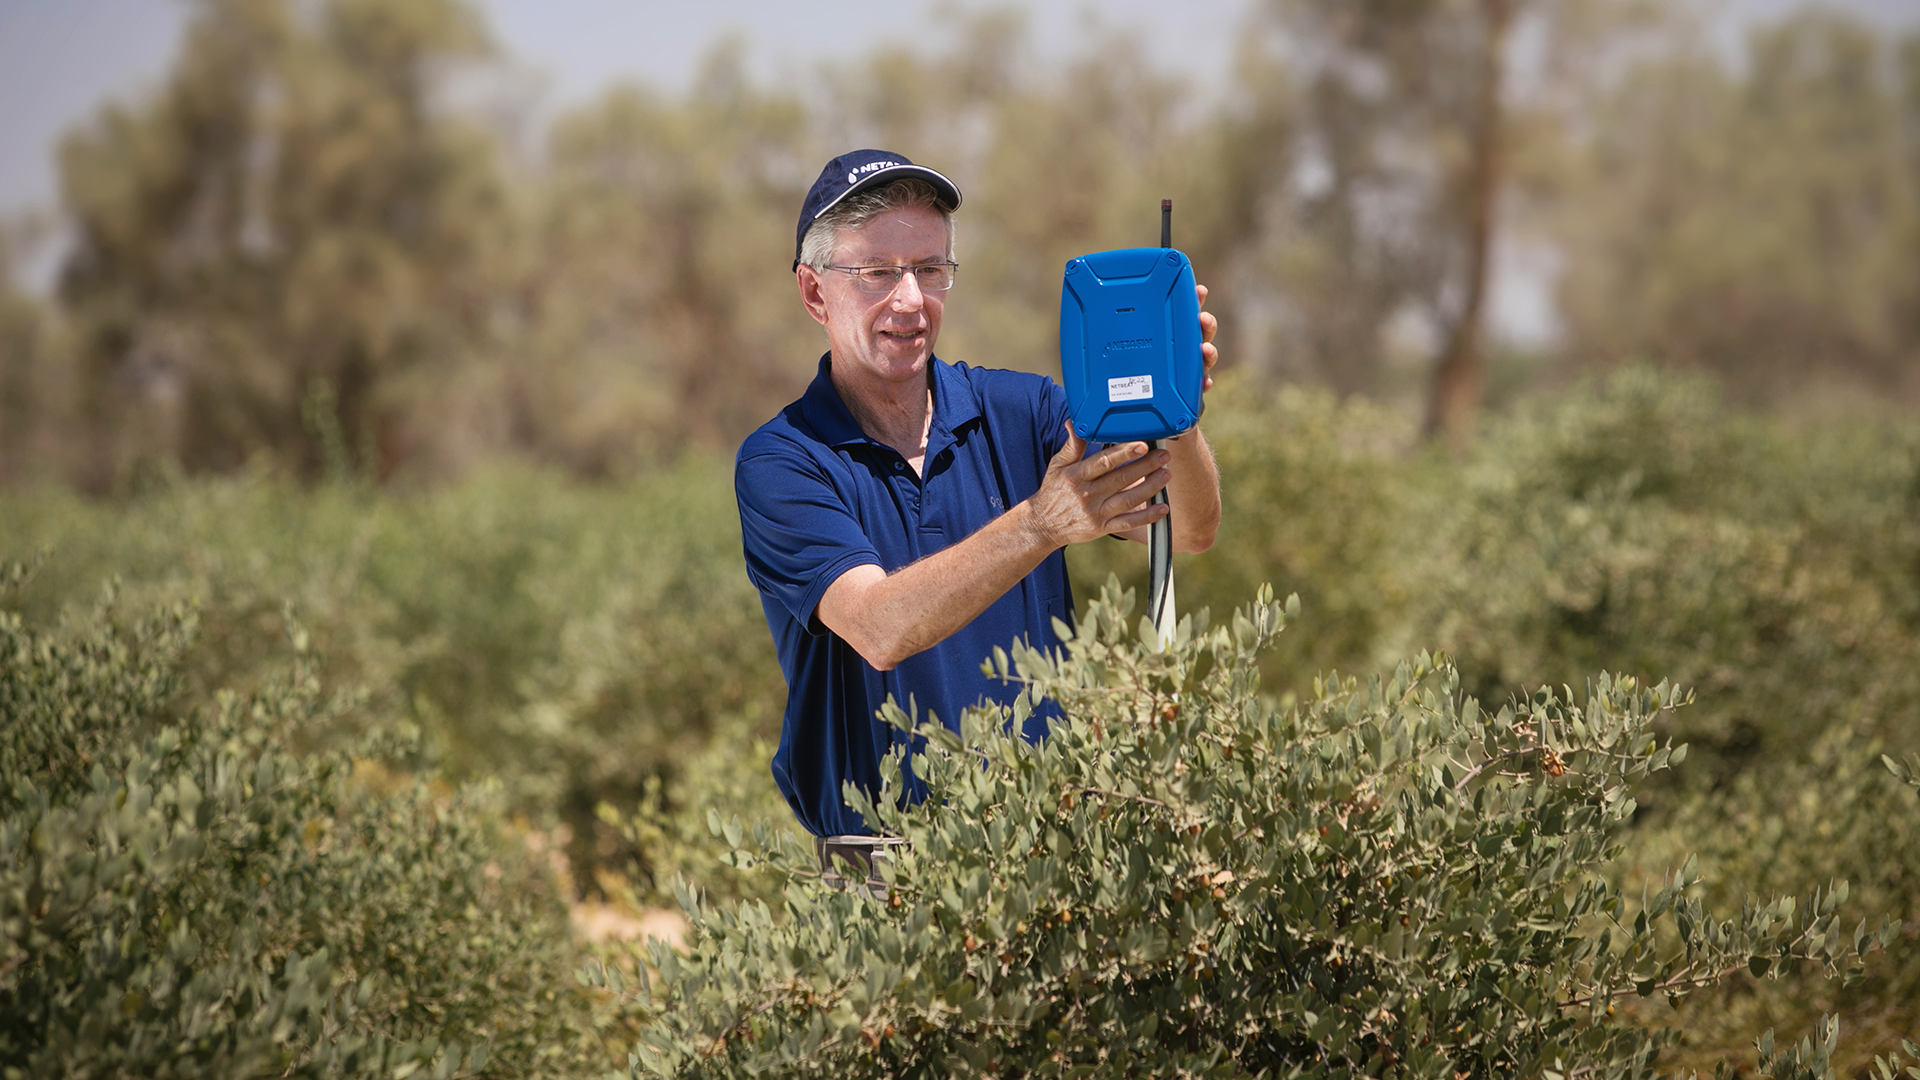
[817,434,1177,671]
[815,503,1057,671]
[1164,429,1220,553]
[817,432,1183,669]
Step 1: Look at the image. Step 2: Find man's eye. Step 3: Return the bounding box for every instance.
[860,268,900,283]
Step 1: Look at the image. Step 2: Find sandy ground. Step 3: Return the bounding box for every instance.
[571,902,690,948]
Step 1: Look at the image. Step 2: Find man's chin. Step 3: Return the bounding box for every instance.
[877,337,932,366]
[831,336,935,385]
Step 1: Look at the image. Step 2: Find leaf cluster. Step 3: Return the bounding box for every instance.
[1626,726,1920,1074]
[0,459,785,894]
[0,572,609,1076]
[621,581,1899,1078]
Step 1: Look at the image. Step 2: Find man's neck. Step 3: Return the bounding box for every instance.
[830,359,934,468]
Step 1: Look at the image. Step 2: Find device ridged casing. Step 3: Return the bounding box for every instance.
[1058,247,1204,442]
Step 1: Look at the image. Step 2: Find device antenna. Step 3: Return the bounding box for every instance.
[1147,198,1176,646]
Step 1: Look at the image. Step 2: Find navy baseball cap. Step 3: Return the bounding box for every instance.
[793,149,962,271]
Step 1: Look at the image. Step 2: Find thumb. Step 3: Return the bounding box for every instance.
[1052,421,1087,468]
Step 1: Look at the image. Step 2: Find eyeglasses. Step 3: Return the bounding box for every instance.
[822,262,958,294]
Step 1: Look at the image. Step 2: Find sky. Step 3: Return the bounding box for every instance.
[2,0,1915,339]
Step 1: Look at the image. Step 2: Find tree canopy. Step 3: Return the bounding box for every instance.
[1,0,1915,481]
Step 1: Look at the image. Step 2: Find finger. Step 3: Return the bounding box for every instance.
[1195,282,1209,309]
[1082,445,1168,492]
[1199,308,1218,345]
[1093,464,1172,511]
[1105,499,1172,534]
[1073,440,1150,480]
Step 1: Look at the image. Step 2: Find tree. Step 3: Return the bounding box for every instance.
[56,0,505,486]
[1232,0,1525,437]
[1422,0,1514,445]
[0,221,56,483]
[1551,11,1920,407]
[1237,1,1687,439]
[511,44,817,473]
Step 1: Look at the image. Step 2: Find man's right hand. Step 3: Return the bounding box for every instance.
[1022,424,1172,550]
[817,425,1170,671]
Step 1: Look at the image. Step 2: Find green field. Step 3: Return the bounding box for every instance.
[5,369,1919,1076]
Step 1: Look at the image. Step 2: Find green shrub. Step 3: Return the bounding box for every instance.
[1622,725,1920,1074]
[0,568,611,1077]
[613,582,1900,1078]
[604,711,791,912]
[0,458,788,889]
[1396,367,1920,782]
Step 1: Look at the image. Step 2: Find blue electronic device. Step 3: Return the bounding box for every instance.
[1058,246,1204,443]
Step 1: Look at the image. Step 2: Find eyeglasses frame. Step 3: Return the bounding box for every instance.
[818,261,960,295]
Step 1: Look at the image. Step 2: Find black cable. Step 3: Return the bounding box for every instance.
[1147,451,1172,634]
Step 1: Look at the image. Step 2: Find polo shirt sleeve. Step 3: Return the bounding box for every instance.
[1037,376,1072,460]
[736,441,882,635]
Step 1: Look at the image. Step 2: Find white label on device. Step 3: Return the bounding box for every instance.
[1108,375,1153,402]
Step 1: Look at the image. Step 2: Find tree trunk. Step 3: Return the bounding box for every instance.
[1425,0,1513,448]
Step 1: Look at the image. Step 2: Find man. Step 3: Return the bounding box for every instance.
[736,149,1221,842]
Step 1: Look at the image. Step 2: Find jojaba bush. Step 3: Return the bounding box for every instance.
[622,581,1900,1078]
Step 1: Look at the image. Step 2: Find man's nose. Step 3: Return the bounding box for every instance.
[889,270,924,310]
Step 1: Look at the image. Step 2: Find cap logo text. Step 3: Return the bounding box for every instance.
[847,160,903,184]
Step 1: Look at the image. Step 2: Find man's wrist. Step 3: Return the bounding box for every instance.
[1010,499,1059,554]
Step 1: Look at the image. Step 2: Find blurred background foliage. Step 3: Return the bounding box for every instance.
[4,0,1920,1073]
[4,0,1917,485]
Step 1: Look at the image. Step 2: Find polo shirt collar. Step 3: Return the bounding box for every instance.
[800,353,983,451]
[798,354,867,448]
[928,354,982,450]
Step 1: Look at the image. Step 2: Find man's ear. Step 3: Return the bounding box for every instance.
[797,265,830,327]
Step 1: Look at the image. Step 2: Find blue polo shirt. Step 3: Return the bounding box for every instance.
[736,354,1075,837]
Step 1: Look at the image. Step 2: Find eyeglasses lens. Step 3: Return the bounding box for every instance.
[843,265,955,293]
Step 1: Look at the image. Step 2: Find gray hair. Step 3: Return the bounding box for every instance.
[798,178,955,270]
